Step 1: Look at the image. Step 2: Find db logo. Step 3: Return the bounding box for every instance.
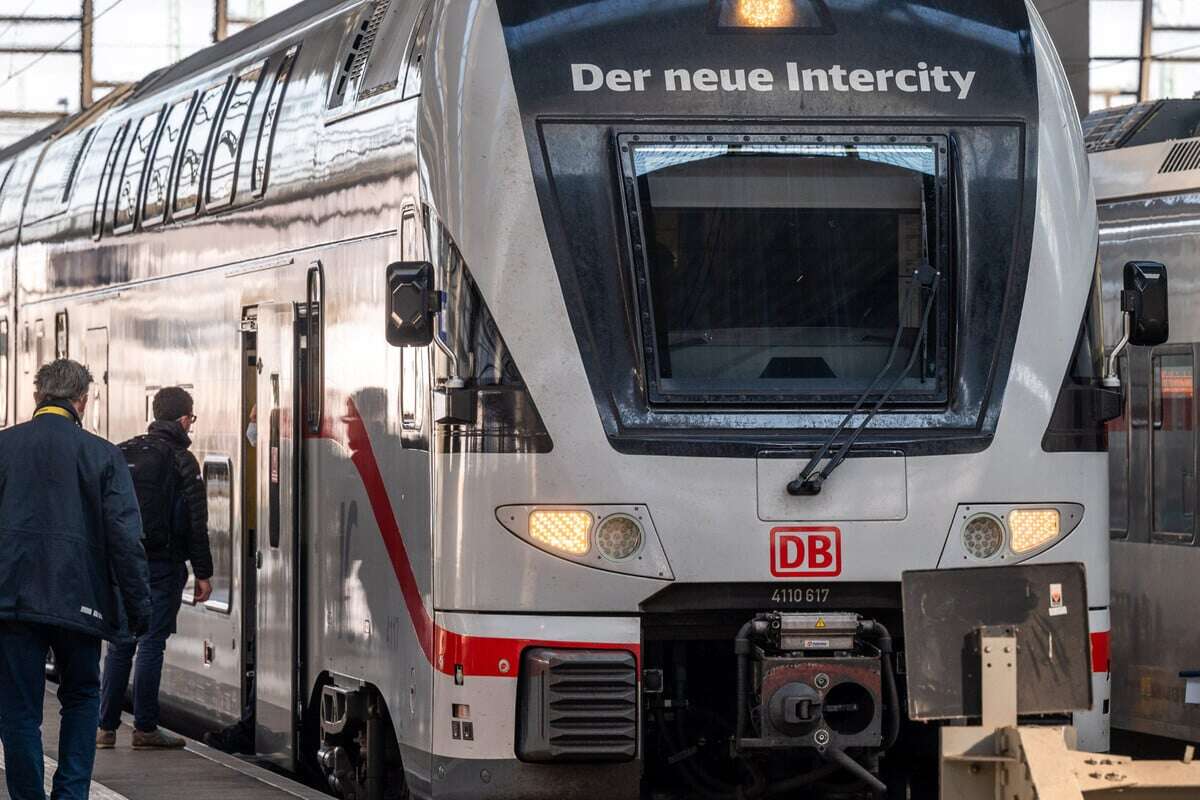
[770,527,842,577]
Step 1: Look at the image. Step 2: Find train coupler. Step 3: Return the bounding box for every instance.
[733,611,899,794]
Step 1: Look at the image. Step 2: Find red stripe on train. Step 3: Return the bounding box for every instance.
[1091,630,1110,674]
[319,398,639,678]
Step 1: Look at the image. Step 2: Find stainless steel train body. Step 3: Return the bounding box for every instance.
[1089,99,1200,745]
[0,1,1112,797]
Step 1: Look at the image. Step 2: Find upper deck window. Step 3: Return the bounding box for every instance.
[208,60,267,210]
[251,45,298,197]
[114,107,164,232]
[623,137,947,405]
[174,79,229,219]
[143,95,195,227]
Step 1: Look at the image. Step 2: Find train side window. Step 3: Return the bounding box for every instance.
[251,45,298,198]
[174,79,230,219]
[143,94,195,228]
[0,318,9,427]
[93,121,129,240]
[113,107,164,233]
[203,456,233,613]
[54,311,68,360]
[208,60,268,210]
[1151,350,1196,544]
[0,151,37,233]
[24,128,95,224]
[304,262,324,434]
[34,319,45,368]
[1109,353,1130,539]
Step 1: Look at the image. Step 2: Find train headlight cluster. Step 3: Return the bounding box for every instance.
[1008,508,1061,554]
[958,506,1069,561]
[497,505,672,580]
[528,509,592,556]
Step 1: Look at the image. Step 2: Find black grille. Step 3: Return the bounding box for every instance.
[516,648,638,763]
[1159,139,1200,174]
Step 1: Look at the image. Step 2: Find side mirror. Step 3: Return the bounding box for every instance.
[1105,260,1169,387]
[1124,260,1169,347]
[386,261,440,347]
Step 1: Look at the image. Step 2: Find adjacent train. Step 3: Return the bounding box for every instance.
[0,1,1125,797]
[1089,99,1200,747]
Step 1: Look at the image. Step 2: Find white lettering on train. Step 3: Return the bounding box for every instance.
[571,62,977,100]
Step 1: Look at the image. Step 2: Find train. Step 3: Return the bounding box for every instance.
[1088,99,1200,747]
[0,0,1138,797]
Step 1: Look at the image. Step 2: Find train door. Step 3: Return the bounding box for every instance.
[80,327,108,437]
[253,302,300,769]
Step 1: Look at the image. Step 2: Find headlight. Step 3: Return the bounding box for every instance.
[961,513,1004,560]
[528,509,592,556]
[596,514,644,561]
[1008,508,1061,554]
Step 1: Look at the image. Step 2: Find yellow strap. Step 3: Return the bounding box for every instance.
[33,406,74,421]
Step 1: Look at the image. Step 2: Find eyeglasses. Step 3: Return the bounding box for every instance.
[185,414,197,423]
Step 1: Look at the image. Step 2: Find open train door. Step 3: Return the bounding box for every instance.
[254,302,301,769]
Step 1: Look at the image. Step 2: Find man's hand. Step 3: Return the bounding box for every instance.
[194,578,213,604]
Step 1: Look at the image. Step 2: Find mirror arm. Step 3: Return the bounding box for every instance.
[1104,309,1131,389]
[429,292,465,389]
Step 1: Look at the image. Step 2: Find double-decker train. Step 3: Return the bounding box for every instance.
[0,1,1123,797]
[1088,99,1200,748]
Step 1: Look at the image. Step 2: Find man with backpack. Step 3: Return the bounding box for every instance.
[97,386,213,750]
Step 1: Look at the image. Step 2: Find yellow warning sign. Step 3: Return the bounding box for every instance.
[815,618,826,628]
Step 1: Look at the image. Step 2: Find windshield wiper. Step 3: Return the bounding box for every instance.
[787,264,941,496]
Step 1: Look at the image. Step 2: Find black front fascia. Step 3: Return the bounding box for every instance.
[497,0,1040,458]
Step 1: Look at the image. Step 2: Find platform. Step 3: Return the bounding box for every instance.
[0,684,329,800]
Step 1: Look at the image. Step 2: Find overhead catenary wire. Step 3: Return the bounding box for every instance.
[0,0,41,44]
[0,0,131,92]
[1076,39,1200,77]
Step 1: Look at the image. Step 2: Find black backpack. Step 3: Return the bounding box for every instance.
[119,434,178,554]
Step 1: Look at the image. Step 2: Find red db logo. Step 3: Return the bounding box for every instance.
[770,527,842,577]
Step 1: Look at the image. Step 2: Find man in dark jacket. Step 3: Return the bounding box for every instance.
[0,359,151,800]
[98,386,214,750]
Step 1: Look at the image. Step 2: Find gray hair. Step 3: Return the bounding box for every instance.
[34,359,93,402]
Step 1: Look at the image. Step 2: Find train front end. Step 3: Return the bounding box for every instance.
[411,1,1110,797]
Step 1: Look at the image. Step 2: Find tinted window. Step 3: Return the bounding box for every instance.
[1152,351,1195,543]
[628,140,945,403]
[143,95,194,226]
[1108,353,1130,538]
[93,121,129,239]
[114,108,163,231]
[253,46,298,197]
[0,153,37,233]
[174,81,228,217]
[208,61,267,209]
[203,457,233,612]
[0,318,8,427]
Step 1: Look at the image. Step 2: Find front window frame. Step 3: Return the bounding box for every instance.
[617,131,952,407]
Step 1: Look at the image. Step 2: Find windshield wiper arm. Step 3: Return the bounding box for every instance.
[787,265,941,497]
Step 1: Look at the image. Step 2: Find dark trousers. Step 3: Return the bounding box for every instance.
[98,560,187,733]
[0,621,102,800]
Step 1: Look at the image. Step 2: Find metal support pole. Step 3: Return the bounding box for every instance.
[1139,0,1154,101]
[80,0,94,109]
[214,0,229,42]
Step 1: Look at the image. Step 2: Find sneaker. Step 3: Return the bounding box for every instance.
[96,729,116,749]
[132,728,186,750]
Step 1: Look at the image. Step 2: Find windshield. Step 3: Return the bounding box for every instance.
[627,139,947,404]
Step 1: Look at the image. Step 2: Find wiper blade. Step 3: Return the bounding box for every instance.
[787,265,941,496]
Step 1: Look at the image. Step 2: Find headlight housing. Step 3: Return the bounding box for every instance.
[496,504,673,580]
[952,504,1081,564]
